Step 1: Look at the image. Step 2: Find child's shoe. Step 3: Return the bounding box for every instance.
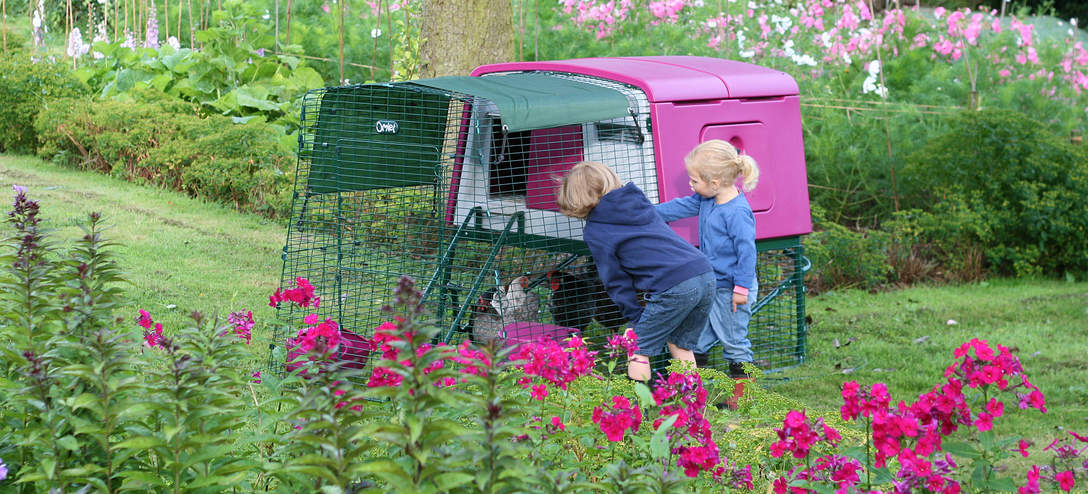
[694,352,709,368]
[728,361,752,379]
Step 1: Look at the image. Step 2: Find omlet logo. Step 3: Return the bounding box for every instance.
[375,120,399,134]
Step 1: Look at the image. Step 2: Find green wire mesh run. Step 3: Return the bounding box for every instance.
[267,76,808,379]
[270,76,659,376]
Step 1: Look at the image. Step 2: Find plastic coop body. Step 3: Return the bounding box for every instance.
[448,56,813,242]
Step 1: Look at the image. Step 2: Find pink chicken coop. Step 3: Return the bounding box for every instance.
[271,56,812,375]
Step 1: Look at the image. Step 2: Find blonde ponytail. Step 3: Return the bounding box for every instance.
[737,155,759,192]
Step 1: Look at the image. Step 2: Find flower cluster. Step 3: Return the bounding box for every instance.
[945,338,1046,414]
[605,327,639,360]
[137,309,164,348]
[290,313,341,355]
[592,395,642,442]
[226,310,254,344]
[510,335,596,398]
[269,277,320,308]
[770,409,842,460]
[650,371,746,482]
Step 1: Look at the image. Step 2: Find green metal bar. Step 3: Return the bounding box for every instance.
[335,193,345,336]
[420,206,485,304]
[440,211,527,344]
[793,243,809,363]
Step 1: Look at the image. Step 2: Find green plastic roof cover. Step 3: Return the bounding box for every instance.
[410,73,631,132]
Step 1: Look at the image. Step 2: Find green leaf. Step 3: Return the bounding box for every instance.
[633,381,654,409]
[943,440,982,459]
[114,436,164,450]
[434,472,474,491]
[985,477,1018,491]
[57,435,81,451]
[650,414,678,460]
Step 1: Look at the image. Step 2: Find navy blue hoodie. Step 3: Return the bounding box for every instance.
[583,183,713,325]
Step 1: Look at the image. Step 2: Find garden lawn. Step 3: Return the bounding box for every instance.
[768,279,1088,456]
[0,154,285,342]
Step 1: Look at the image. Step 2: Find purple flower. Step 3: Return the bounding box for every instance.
[255,48,266,57]
[0,457,7,480]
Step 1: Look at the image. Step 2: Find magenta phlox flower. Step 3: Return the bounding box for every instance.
[227,310,254,344]
[269,277,320,308]
[511,335,596,390]
[1056,470,1075,491]
[137,310,164,348]
[605,328,639,359]
[592,395,642,442]
[771,409,839,460]
[1019,465,1042,494]
[291,314,341,355]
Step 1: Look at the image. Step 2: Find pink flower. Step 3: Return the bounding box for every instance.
[270,277,320,309]
[1056,470,1075,491]
[531,384,548,401]
[593,395,642,442]
[251,371,261,384]
[550,415,565,432]
[1017,439,1030,457]
[228,310,254,344]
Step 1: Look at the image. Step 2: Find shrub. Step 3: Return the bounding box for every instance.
[804,205,894,293]
[0,51,88,153]
[34,91,294,218]
[900,109,1088,278]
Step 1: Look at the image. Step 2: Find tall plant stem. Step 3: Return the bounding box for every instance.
[274,0,279,51]
[164,0,169,40]
[284,0,291,45]
[386,0,392,79]
[175,0,182,45]
[186,0,192,48]
[338,0,345,84]
[867,0,899,212]
[2,0,6,53]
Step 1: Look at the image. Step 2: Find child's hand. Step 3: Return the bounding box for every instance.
[732,292,748,312]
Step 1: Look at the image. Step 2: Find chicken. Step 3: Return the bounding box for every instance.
[495,275,541,324]
[470,288,504,346]
[588,275,628,330]
[546,270,597,331]
[545,269,628,331]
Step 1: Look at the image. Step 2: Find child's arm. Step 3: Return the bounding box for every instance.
[586,242,643,325]
[727,209,757,312]
[654,194,700,223]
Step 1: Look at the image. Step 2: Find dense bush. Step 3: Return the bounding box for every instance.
[804,206,894,292]
[900,109,1088,278]
[0,52,88,153]
[34,90,294,218]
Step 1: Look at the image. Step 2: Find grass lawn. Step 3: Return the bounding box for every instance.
[767,279,1088,457]
[0,154,286,346]
[2,152,1085,469]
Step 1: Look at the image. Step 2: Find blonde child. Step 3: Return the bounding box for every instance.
[655,140,759,379]
[557,161,715,382]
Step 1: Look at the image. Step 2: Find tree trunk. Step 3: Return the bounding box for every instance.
[420,0,514,78]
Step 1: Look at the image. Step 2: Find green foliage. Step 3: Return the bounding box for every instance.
[34,92,294,218]
[901,109,1088,278]
[804,206,893,292]
[0,51,89,153]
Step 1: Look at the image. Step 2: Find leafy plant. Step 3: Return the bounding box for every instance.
[0,51,89,153]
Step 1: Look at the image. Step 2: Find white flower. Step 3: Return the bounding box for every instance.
[371,28,382,38]
[792,53,817,66]
[739,49,755,58]
[167,36,180,49]
[862,60,888,97]
[820,31,832,46]
[1072,18,1078,27]
[67,27,90,57]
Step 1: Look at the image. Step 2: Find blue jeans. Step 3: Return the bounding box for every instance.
[695,281,757,363]
[634,271,715,356]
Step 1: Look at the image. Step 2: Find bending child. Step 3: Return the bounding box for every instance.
[655,139,759,379]
[557,161,715,382]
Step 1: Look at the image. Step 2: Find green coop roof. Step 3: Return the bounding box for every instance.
[410,73,632,132]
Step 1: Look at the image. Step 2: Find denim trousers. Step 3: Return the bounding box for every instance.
[634,271,715,356]
[695,281,758,363]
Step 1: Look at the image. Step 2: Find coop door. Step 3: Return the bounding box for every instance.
[307,85,450,194]
[701,123,772,212]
